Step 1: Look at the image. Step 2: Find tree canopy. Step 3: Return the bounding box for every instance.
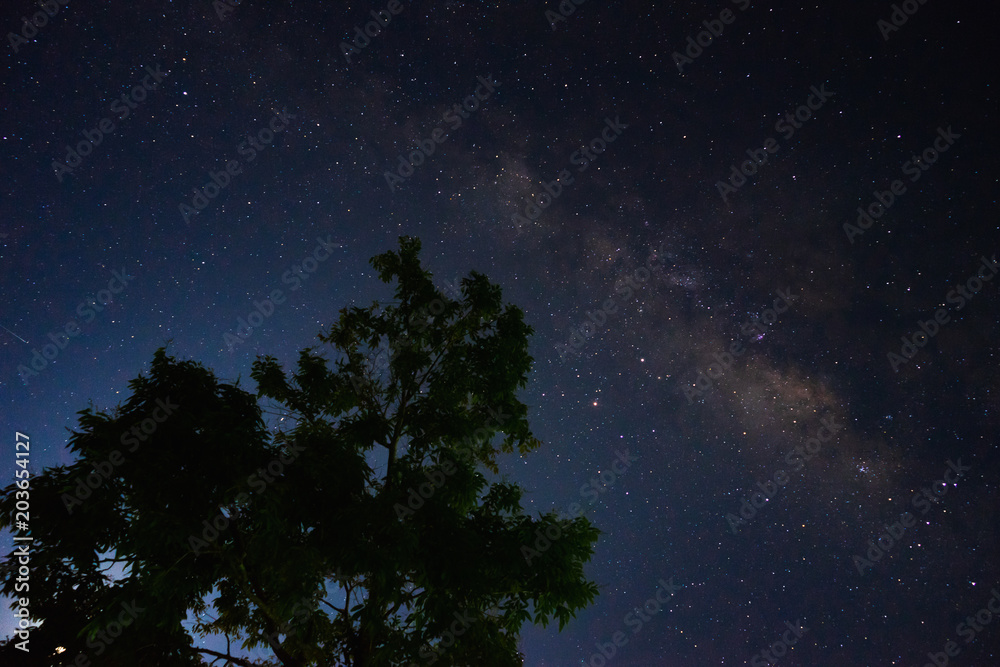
[0,236,600,666]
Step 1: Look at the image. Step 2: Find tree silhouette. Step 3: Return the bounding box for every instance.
[0,236,600,666]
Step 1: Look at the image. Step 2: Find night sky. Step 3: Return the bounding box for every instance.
[2,0,1000,664]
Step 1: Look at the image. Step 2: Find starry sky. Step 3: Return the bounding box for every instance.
[2,0,1000,664]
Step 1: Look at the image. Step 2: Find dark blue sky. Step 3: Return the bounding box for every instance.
[2,0,999,664]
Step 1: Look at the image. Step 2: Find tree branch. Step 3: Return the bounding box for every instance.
[195,647,257,667]
[321,597,348,615]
